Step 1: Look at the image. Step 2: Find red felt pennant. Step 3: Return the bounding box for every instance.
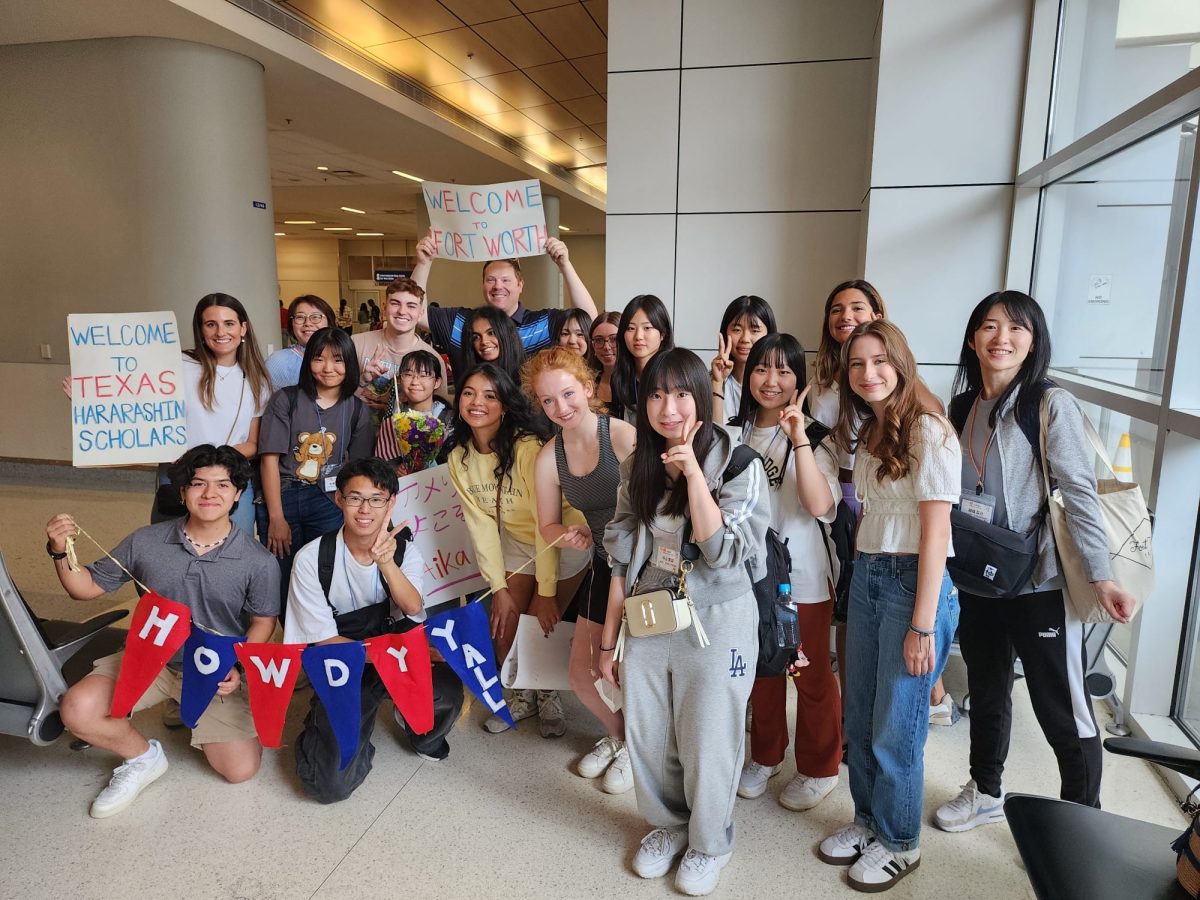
[234,642,304,748]
[110,592,192,718]
[364,629,434,735]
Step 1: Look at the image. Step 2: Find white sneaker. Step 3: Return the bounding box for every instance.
[934,779,1005,832]
[818,823,875,865]
[779,772,838,811]
[484,689,536,733]
[578,735,621,778]
[632,826,688,878]
[848,840,920,892]
[601,745,634,794]
[536,689,566,738]
[89,739,168,819]
[929,693,961,727]
[675,847,732,896]
[736,760,781,798]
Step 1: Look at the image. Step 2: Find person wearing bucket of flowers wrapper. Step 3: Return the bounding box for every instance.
[375,349,454,477]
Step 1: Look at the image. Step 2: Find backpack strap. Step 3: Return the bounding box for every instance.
[315,526,414,614]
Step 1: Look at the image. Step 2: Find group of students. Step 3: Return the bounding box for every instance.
[44,237,1136,896]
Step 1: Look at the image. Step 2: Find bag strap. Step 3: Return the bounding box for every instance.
[315,526,413,614]
[1040,387,1122,482]
[223,372,246,446]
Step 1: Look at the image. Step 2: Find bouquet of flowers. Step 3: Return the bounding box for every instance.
[383,408,447,475]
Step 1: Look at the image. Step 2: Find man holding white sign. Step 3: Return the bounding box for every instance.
[412,180,598,375]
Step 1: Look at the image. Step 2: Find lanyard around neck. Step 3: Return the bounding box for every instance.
[966,396,999,494]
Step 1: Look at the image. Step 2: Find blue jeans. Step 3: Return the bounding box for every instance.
[845,553,959,852]
[255,482,344,615]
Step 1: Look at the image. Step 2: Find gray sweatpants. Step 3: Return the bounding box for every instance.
[622,590,758,856]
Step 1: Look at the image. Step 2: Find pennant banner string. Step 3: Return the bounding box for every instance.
[471,532,565,606]
[67,523,155,595]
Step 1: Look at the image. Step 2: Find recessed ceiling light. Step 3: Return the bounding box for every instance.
[392,170,424,183]
[340,206,366,214]
[316,165,329,171]
[324,227,353,231]
[284,220,316,225]
[357,232,384,237]
[559,225,571,232]
[274,232,286,236]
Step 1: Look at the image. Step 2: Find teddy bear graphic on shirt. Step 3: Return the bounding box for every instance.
[294,429,337,484]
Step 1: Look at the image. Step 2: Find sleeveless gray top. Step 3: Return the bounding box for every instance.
[554,414,621,556]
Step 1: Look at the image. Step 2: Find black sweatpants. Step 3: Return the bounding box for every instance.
[295,661,464,804]
[958,587,1102,806]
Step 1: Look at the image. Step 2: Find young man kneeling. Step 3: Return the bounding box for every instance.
[46,445,280,818]
[285,457,464,803]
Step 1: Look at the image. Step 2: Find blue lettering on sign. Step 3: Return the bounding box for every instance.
[252,200,267,209]
[729,649,746,678]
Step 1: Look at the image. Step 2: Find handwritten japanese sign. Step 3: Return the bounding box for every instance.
[421,179,547,262]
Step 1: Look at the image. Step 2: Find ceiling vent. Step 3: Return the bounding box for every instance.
[329,169,365,177]
[382,209,416,215]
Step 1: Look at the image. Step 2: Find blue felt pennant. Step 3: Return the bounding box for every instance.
[180,630,245,728]
[302,642,367,771]
[425,602,513,728]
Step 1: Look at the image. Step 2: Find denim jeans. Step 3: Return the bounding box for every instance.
[255,482,344,615]
[845,553,959,852]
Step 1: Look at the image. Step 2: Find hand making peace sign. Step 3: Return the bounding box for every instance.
[369,501,405,568]
[710,333,734,389]
[778,384,812,447]
[661,419,705,479]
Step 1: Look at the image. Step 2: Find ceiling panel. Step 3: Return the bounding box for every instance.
[582,0,606,34]
[578,144,606,165]
[520,131,582,166]
[528,4,606,58]
[512,0,572,11]
[433,79,513,117]
[520,102,582,131]
[419,27,516,77]
[523,59,594,100]
[367,38,470,85]
[553,126,605,150]
[436,0,521,25]
[589,122,606,140]
[561,93,605,125]
[472,15,562,68]
[362,0,460,36]
[284,0,410,47]
[571,52,606,94]
[480,109,550,137]
[477,70,553,109]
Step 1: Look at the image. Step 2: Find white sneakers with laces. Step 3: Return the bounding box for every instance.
[779,772,838,811]
[89,738,168,819]
[736,760,781,798]
[929,692,961,727]
[536,689,566,738]
[847,839,920,892]
[818,823,876,865]
[483,689,537,733]
[577,735,621,778]
[675,847,732,896]
[632,826,688,878]
[934,779,1006,832]
[601,745,634,794]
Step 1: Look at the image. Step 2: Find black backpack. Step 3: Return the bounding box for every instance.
[315,526,415,642]
[802,418,857,623]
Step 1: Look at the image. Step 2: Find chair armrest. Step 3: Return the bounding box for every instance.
[1105,737,1200,782]
[44,609,130,669]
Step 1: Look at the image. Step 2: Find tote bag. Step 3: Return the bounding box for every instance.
[1039,390,1154,624]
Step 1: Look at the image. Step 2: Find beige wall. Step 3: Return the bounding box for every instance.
[276,238,342,312]
[563,235,607,312]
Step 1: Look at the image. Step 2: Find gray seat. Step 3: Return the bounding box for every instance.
[0,549,128,745]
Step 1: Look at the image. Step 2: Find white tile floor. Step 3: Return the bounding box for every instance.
[0,466,1189,899]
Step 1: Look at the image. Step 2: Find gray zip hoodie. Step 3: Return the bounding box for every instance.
[603,425,772,608]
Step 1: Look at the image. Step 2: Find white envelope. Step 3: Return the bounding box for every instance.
[500,614,575,691]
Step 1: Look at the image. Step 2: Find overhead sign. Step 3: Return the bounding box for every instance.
[421,179,548,262]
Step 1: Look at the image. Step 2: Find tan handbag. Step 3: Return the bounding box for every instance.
[613,560,710,661]
[1039,390,1154,624]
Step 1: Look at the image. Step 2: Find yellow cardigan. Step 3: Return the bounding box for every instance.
[448,434,586,596]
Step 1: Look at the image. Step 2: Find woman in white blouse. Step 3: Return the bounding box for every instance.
[816,320,961,893]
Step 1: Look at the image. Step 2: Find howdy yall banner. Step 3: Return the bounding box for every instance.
[111,594,511,767]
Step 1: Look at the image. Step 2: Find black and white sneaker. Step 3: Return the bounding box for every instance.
[847,840,920,892]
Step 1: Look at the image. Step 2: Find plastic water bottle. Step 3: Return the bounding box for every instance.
[774,583,800,648]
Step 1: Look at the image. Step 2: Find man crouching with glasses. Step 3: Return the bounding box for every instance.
[45,444,280,818]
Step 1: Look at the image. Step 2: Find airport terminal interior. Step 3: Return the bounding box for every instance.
[3,0,1200,897]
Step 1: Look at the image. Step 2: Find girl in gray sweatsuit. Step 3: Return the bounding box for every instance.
[600,348,771,896]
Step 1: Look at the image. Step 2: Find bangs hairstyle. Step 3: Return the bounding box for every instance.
[813,279,888,389]
[951,290,1052,429]
[336,456,399,495]
[730,332,806,428]
[287,294,336,342]
[448,363,549,499]
[399,348,442,378]
[520,347,603,414]
[466,305,527,380]
[611,294,675,415]
[168,443,251,492]
[383,278,426,302]
[188,293,272,413]
[297,327,359,402]
[834,319,939,484]
[720,295,777,337]
[629,348,715,526]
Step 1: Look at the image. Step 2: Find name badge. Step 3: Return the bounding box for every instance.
[653,545,680,572]
[324,475,338,493]
[959,491,997,524]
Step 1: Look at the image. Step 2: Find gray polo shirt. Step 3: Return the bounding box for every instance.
[88,520,280,665]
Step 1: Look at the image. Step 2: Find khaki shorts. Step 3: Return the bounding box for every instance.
[91,651,257,749]
[500,530,591,586]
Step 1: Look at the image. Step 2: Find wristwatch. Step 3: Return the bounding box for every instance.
[46,540,68,561]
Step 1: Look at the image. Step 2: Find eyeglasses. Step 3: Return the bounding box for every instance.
[341,493,391,508]
[291,313,327,324]
[400,371,436,381]
[592,336,618,347]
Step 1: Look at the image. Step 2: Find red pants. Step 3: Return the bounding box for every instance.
[748,597,842,778]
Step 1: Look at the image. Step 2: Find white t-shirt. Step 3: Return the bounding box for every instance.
[740,422,840,603]
[284,529,427,644]
[722,375,742,422]
[854,414,961,556]
[181,357,269,448]
[807,380,856,470]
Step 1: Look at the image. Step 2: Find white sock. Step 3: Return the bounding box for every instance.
[125,739,159,764]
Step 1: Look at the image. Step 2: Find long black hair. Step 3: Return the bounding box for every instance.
[465,306,526,381]
[448,363,550,499]
[297,327,360,402]
[730,332,806,429]
[720,294,777,338]
[611,294,675,416]
[629,348,715,526]
[951,290,1052,428]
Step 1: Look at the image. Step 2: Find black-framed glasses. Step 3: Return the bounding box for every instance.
[592,335,618,347]
[342,494,390,508]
